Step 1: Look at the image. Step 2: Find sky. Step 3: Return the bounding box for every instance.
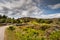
[0,0,60,19]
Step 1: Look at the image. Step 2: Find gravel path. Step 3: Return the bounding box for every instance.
[0,25,10,40]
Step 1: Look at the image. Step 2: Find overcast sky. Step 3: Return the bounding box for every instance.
[0,0,60,18]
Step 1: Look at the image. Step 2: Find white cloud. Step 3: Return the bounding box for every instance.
[48,3,60,9]
[32,13,60,19]
[0,0,60,19]
[21,11,28,17]
[0,0,43,18]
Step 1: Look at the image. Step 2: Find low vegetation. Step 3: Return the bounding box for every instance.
[0,15,60,40]
[5,23,60,40]
[8,26,16,31]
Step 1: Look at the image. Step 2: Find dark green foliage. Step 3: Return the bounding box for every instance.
[8,26,15,31]
[37,19,53,24]
[37,19,45,23]
[40,24,51,31]
[2,15,7,18]
[0,15,2,18]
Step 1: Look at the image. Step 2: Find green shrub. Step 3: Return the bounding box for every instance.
[40,24,51,31]
[8,26,16,31]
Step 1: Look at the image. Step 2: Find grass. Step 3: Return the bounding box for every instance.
[49,31,60,40]
[5,23,60,40]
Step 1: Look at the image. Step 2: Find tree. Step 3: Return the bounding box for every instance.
[0,15,2,18]
[2,15,7,19]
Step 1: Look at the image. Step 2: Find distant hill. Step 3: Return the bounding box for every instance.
[0,15,60,25]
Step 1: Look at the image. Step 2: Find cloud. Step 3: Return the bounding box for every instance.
[0,0,43,18]
[0,0,60,19]
[32,13,60,19]
[48,3,60,9]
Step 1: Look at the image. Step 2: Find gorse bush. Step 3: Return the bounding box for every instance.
[6,24,60,40]
[18,28,42,40]
[40,24,51,31]
[8,26,16,31]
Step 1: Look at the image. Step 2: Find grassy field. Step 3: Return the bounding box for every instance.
[5,23,60,40]
[0,13,60,40]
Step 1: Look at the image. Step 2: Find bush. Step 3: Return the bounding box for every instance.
[40,24,51,31]
[8,26,16,31]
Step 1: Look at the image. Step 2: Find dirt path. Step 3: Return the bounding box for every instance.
[0,25,10,40]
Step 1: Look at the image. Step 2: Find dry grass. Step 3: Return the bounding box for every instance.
[5,23,60,40]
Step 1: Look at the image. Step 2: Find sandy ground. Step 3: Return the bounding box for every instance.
[0,25,11,40]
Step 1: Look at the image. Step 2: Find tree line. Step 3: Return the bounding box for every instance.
[0,15,60,25]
